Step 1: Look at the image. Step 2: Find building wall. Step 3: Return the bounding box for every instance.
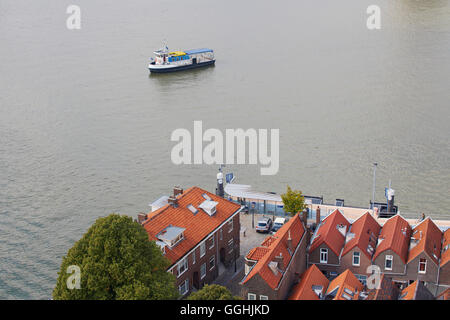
[308,243,340,276]
[414,281,436,300]
[240,274,278,300]
[373,250,407,277]
[170,213,241,297]
[404,253,439,284]
[339,247,372,278]
[439,263,450,286]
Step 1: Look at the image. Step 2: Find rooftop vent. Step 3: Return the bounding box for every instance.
[312,285,323,297]
[401,227,408,236]
[337,224,347,237]
[345,232,355,243]
[268,261,278,275]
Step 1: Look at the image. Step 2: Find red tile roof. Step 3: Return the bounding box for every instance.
[261,235,277,247]
[441,229,450,267]
[341,212,380,259]
[309,209,350,257]
[142,186,241,265]
[373,215,412,264]
[437,288,450,300]
[399,280,418,300]
[365,274,398,300]
[289,264,329,300]
[246,247,270,261]
[407,218,442,265]
[242,214,305,290]
[325,269,364,300]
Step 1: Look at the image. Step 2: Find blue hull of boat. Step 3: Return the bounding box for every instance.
[149,60,215,73]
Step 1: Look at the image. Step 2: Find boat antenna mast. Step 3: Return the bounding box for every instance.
[161,39,169,54]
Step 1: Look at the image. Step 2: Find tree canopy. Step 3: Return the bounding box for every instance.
[281,185,306,216]
[53,214,178,300]
[187,284,240,300]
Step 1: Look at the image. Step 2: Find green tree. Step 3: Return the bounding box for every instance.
[53,214,178,300]
[187,284,241,300]
[281,185,306,216]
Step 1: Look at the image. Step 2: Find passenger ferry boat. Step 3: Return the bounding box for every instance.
[148,44,215,73]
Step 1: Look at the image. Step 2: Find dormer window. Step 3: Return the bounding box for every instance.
[156,225,186,248]
[202,193,212,201]
[187,204,198,215]
[418,258,427,274]
[199,200,218,216]
[320,248,328,263]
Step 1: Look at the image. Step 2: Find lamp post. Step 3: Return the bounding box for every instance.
[372,162,378,210]
[251,203,255,229]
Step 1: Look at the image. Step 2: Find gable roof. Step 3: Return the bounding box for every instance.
[325,269,364,300]
[373,215,412,264]
[289,264,329,300]
[341,212,380,259]
[441,229,450,267]
[143,186,241,265]
[309,209,350,257]
[407,217,442,265]
[242,213,305,290]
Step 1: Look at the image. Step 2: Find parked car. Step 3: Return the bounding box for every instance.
[271,217,286,233]
[256,217,273,233]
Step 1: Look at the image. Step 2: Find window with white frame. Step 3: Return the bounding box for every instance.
[352,251,360,266]
[260,295,268,300]
[179,279,189,296]
[418,258,427,274]
[209,234,215,249]
[248,293,256,300]
[228,238,234,253]
[385,255,393,270]
[228,218,233,233]
[200,242,206,258]
[200,263,206,279]
[177,257,188,277]
[320,248,328,263]
[209,255,215,270]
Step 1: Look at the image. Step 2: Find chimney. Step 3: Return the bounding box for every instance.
[168,196,178,208]
[287,230,293,253]
[173,186,183,197]
[316,206,321,226]
[137,213,147,224]
[301,209,308,225]
[274,253,284,271]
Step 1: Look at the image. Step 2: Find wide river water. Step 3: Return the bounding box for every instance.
[0,0,449,299]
